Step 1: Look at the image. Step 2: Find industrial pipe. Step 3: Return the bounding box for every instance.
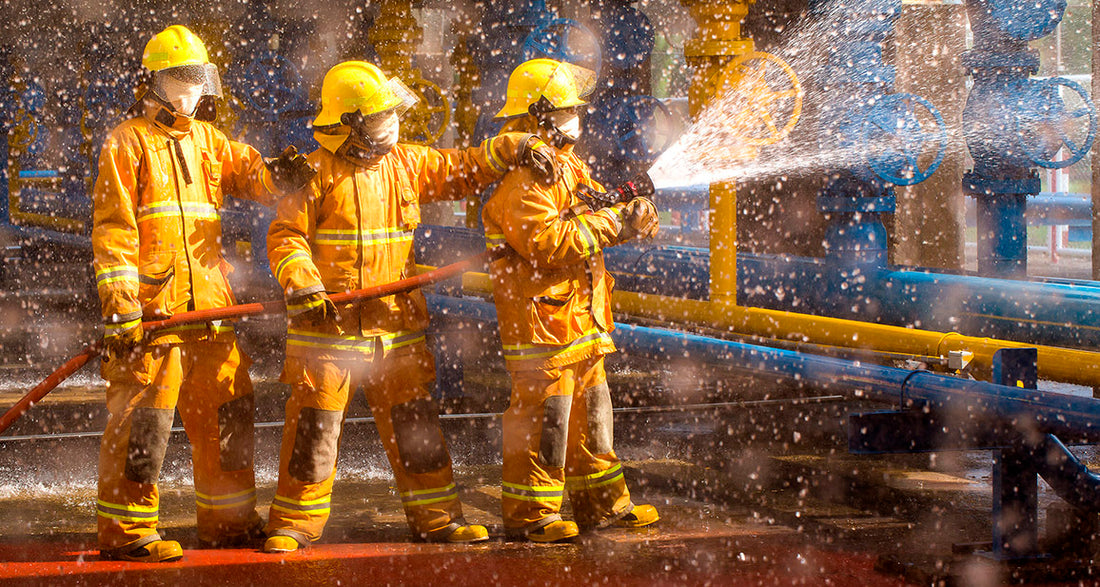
[426,294,1100,442]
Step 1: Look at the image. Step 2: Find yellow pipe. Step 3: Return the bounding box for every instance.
[611,290,1100,389]
[680,0,757,305]
[447,268,1100,388]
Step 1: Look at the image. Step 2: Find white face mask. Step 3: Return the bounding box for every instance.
[547,110,582,141]
[366,112,400,154]
[159,75,205,117]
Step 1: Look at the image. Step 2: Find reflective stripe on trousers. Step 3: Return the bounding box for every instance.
[266,342,463,542]
[97,340,258,550]
[501,355,632,530]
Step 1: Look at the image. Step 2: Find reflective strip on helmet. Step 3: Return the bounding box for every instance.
[565,463,624,491]
[314,227,414,246]
[195,487,257,511]
[96,265,139,287]
[501,481,565,503]
[96,499,158,522]
[484,136,509,174]
[270,493,331,515]
[575,214,600,258]
[136,202,220,223]
[286,329,425,354]
[275,251,314,284]
[400,483,458,507]
[485,233,507,249]
[502,329,611,363]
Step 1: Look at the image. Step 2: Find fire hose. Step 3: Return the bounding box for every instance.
[0,250,498,436]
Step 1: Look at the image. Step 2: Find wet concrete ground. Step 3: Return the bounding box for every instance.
[2,361,1100,585]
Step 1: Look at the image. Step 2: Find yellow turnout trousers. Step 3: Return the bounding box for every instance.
[265,342,465,545]
[97,340,259,553]
[502,356,632,533]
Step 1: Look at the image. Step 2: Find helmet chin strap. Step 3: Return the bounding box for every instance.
[528,97,580,149]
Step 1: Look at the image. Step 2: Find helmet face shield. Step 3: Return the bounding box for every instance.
[155,63,223,100]
[385,77,419,118]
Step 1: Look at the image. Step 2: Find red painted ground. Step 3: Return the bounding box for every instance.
[0,532,914,587]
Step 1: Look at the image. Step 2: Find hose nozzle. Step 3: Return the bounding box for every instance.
[613,172,655,202]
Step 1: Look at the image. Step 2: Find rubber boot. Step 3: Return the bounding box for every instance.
[101,540,184,562]
[613,504,659,528]
[524,520,579,543]
[263,535,304,553]
[432,524,490,543]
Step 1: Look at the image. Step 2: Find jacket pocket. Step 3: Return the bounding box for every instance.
[529,286,574,345]
[138,252,177,313]
[201,152,223,206]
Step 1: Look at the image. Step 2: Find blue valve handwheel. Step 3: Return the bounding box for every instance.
[1016,77,1097,170]
[238,52,307,120]
[522,18,602,75]
[606,95,673,162]
[864,93,947,186]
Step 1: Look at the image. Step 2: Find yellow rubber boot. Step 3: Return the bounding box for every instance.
[102,539,184,562]
[525,520,579,543]
[614,504,659,528]
[263,535,304,553]
[438,524,490,543]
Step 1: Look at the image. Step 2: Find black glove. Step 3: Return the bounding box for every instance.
[520,135,560,186]
[289,292,340,330]
[104,322,143,358]
[265,146,316,193]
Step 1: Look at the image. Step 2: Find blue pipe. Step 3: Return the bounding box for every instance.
[425,293,1100,444]
[426,293,1100,510]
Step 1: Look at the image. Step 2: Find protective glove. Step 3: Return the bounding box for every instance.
[288,291,340,330]
[616,197,660,242]
[519,135,560,186]
[104,322,143,358]
[265,146,317,194]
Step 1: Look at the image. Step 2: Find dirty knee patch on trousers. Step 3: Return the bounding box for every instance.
[585,382,614,455]
[391,398,449,475]
[218,394,255,471]
[539,395,572,468]
[125,407,175,484]
[289,407,342,483]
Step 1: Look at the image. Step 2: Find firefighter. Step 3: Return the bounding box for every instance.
[481,58,661,543]
[262,60,559,553]
[92,25,314,562]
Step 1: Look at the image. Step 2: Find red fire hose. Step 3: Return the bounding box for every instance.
[0,250,497,436]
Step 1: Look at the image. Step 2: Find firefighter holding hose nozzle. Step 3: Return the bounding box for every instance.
[91,25,313,562]
[262,60,560,553]
[482,58,661,543]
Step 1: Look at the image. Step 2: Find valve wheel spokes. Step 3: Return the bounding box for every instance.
[865,93,947,186]
[1016,77,1097,170]
[719,51,803,147]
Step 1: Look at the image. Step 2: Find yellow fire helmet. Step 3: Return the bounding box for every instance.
[494,58,596,120]
[142,25,210,72]
[312,61,419,153]
[142,25,222,107]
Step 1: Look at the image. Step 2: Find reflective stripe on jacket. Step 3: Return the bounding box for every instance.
[481,145,623,371]
[267,135,531,360]
[92,102,279,344]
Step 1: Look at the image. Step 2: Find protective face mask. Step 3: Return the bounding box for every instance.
[159,75,205,117]
[548,110,582,142]
[365,112,400,154]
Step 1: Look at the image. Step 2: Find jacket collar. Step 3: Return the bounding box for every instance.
[143,99,194,137]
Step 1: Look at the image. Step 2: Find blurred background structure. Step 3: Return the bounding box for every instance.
[1,1,1099,583]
